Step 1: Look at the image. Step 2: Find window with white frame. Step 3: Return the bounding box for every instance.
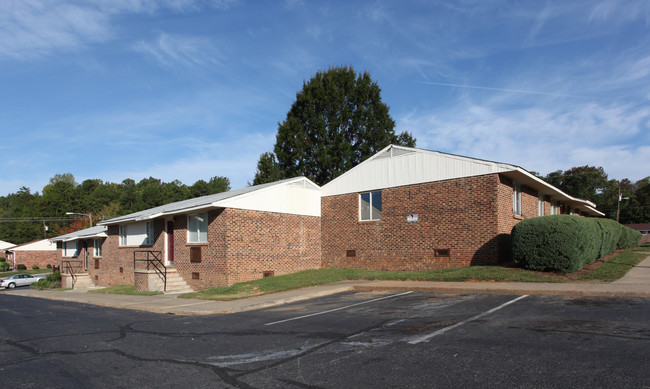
[550,201,558,215]
[513,183,522,216]
[187,213,208,243]
[94,238,103,257]
[360,191,382,221]
[538,195,544,216]
[119,222,155,246]
[63,241,80,257]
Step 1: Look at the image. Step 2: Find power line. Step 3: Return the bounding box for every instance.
[0,217,76,223]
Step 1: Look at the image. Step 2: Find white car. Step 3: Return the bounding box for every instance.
[0,273,47,289]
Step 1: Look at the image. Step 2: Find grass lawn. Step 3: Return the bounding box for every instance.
[88,284,163,296]
[181,246,650,301]
[180,266,562,301]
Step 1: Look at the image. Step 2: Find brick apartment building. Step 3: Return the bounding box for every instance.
[52,145,604,291]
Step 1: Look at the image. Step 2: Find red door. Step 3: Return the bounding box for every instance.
[167,220,174,265]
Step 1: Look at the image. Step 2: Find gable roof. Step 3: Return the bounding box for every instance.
[321,145,604,217]
[99,176,321,225]
[49,226,108,243]
[0,240,15,251]
[5,239,56,252]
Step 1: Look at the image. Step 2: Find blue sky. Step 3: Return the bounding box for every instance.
[1,0,649,196]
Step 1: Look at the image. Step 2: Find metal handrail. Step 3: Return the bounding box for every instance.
[133,250,166,291]
[62,260,83,288]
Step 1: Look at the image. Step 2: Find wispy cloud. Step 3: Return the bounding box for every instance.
[400,100,650,181]
[132,32,224,70]
[0,0,236,61]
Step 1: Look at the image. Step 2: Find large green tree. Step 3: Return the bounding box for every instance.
[254,66,416,186]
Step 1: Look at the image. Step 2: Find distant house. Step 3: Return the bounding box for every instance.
[50,145,604,292]
[626,223,650,244]
[4,239,57,270]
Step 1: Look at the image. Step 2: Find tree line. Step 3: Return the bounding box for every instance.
[0,174,230,245]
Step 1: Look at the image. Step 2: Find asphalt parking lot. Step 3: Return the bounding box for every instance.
[1,290,648,388]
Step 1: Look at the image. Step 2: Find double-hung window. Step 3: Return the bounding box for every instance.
[119,222,155,246]
[63,241,80,257]
[538,195,544,216]
[550,201,558,215]
[93,238,103,257]
[360,191,382,221]
[188,213,208,243]
[513,183,522,216]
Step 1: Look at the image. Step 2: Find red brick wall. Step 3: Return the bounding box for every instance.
[173,209,228,290]
[84,221,166,287]
[172,208,321,289]
[322,174,505,271]
[11,250,57,270]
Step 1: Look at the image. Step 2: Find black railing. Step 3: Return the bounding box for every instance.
[133,250,166,292]
[62,260,83,288]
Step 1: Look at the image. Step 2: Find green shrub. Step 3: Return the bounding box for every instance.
[32,265,39,270]
[0,257,5,262]
[512,215,592,273]
[512,215,640,273]
[17,264,27,270]
[595,218,621,258]
[618,226,642,249]
[47,264,52,269]
[0,262,9,272]
[33,271,62,289]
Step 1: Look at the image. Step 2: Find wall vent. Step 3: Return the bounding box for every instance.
[190,247,202,263]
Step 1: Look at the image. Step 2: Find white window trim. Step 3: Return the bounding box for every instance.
[513,182,522,216]
[359,191,382,221]
[63,241,80,258]
[538,195,544,216]
[550,201,558,215]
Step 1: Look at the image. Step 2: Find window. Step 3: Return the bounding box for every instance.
[360,191,382,221]
[144,221,154,245]
[512,183,522,216]
[93,238,103,257]
[119,225,127,246]
[538,195,544,216]
[63,241,79,257]
[188,213,208,243]
[550,201,558,215]
[119,222,155,246]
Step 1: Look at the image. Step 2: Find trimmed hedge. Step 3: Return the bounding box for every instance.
[512,215,642,273]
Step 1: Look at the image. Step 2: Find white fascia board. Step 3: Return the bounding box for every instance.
[134,212,163,221]
[511,168,602,215]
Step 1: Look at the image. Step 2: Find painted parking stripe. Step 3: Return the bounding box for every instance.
[265,291,414,326]
[407,294,529,344]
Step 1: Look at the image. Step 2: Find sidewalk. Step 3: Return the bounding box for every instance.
[4,255,649,315]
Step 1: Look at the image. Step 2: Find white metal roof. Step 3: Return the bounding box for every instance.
[99,176,321,225]
[321,145,604,217]
[49,226,108,242]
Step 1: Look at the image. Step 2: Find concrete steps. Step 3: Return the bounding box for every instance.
[151,268,194,294]
[72,273,95,289]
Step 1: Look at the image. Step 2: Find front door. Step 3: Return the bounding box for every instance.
[167,220,174,266]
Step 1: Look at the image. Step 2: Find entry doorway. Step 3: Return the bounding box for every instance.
[166,220,175,266]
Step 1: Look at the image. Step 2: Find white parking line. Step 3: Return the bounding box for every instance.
[265,291,414,326]
[407,294,529,344]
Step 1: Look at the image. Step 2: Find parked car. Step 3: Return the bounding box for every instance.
[0,273,47,289]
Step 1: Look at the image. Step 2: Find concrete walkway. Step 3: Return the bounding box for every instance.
[4,255,649,315]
